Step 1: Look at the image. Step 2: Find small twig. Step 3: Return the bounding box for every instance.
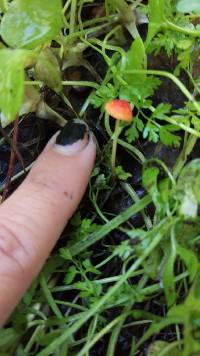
[0,123,25,170]
[2,117,20,201]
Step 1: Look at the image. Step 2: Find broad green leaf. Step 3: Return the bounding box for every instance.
[1,0,62,49]
[124,36,147,83]
[0,49,28,125]
[177,0,200,13]
[35,48,62,92]
[145,0,166,47]
[0,0,7,12]
[177,244,198,282]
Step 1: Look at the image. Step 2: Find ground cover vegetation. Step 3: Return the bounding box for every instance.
[0,0,200,355]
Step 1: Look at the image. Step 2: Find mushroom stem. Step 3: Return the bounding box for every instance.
[111,119,121,174]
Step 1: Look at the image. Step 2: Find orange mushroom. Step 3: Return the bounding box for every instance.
[105,99,133,122]
[105,99,133,175]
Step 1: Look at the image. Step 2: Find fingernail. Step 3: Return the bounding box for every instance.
[54,119,90,155]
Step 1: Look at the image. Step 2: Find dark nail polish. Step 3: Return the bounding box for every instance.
[56,119,88,146]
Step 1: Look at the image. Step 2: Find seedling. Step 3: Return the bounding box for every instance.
[0,1,200,355]
[105,99,132,174]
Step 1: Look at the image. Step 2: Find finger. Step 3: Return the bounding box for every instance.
[0,119,96,324]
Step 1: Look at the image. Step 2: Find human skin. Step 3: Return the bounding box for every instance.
[0,120,96,325]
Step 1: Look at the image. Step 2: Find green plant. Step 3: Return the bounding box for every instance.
[1,0,200,355]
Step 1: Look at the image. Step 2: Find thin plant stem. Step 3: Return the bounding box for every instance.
[62,0,71,14]
[122,182,152,229]
[2,117,19,201]
[166,20,200,37]
[104,113,146,163]
[25,80,99,90]
[37,217,176,356]
[40,274,63,319]
[69,0,77,35]
[0,163,33,193]
[173,134,197,178]
[159,339,184,355]
[77,314,128,356]
[25,325,44,353]
[111,119,121,174]
[62,80,99,90]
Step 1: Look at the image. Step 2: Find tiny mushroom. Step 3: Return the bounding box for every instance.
[105,99,133,122]
[105,99,133,174]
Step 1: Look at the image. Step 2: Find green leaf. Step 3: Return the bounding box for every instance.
[143,122,159,143]
[152,103,171,119]
[124,36,147,83]
[177,0,200,13]
[177,159,200,218]
[125,115,144,142]
[73,280,102,298]
[162,242,177,307]
[0,49,27,125]
[35,48,62,92]
[82,259,101,275]
[146,0,166,47]
[143,166,160,197]
[168,273,200,355]
[148,341,181,356]
[0,328,20,350]
[113,240,133,260]
[90,83,117,109]
[19,85,41,116]
[119,76,160,106]
[160,126,181,147]
[0,0,7,12]
[1,0,62,49]
[59,248,73,261]
[142,165,168,212]
[64,266,77,284]
[137,316,183,351]
[36,330,62,346]
[177,244,198,282]
[115,165,132,180]
[143,247,162,280]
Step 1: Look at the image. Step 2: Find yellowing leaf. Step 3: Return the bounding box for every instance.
[35,48,62,93]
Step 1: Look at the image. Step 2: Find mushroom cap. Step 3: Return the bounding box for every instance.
[105,99,132,122]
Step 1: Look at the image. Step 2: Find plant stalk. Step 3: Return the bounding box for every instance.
[111,120,121,174]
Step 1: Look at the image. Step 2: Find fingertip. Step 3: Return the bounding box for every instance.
[44,121,96,164]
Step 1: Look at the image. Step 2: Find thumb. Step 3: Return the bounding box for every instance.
[0,119,96,324]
